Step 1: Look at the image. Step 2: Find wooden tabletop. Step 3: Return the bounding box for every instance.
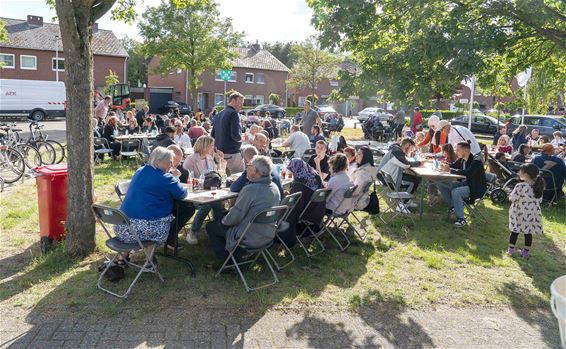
[115,134,156,140]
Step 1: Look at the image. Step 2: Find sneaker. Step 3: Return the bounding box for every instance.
[454,218,466,227]
[507,246,516,256]
[185,230,198,245]
[520,249,530,259]
[396,204,410,214]
[406,199,419,208]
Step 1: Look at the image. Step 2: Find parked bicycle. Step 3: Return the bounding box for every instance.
[28,121,66,164]
[0,144,25,184]
[0,123,43,169]
[1,122,57,165]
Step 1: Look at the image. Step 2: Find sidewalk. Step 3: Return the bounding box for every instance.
[1,304,561,348]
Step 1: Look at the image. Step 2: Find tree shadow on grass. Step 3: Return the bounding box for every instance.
[3,232,413,348]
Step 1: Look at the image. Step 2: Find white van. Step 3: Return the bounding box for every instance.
[0,79,66,121]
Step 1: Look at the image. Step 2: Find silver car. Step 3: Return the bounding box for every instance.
[357,107,393,123]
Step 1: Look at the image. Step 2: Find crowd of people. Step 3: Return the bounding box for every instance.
[95,92,564,264]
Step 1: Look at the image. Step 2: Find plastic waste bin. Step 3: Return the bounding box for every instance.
[551,275,566,349]
[34,164,68,252]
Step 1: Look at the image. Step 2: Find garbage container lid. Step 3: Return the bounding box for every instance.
[34,164,68,177]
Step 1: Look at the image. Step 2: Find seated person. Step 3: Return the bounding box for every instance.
[532,143,566,202]
[441,120,481,154]
[511,144,530,163]
[441,143,457,163]
[153,126,176,148]
[496,134,513,154]
[538,135,551,145]
[102,116,121,159]
[493,126,507,146]
[308,140,330,181]
[551,131,565,147]
[142,118,158,134]
[253,132,271,157]
[205,156,281,261]
[182,136,226,244]
[168,145,190,183]
[343,146,357,175]
[438,142,487,227]
[310,125,325,147]
[527,128,541,146]
[336,114,345,132]
[173,119,192,149]
[202,121,211,133]
[127,118,140,134]
[282,125,311,158]
[350,146,375,210]
[378,138,422,197]
[243,124,261,143]
[116,147,193,253]
[325,154,354,215]
[188,119,206,140]
[414,132,426,147]
[230,146,284,197]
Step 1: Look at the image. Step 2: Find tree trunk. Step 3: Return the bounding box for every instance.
[189,70,199,111]
[55,0,96,258]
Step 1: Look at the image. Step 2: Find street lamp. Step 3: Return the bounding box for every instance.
[54,35,60,82]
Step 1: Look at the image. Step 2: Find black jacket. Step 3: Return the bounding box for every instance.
[153,134,175,148]
[449,154,487,201]
[210,106,242,154]
[389,143,421,167]
[102,124,116,143]
[135,110,147,126]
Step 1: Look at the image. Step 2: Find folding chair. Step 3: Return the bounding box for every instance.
[216,206,288,292]
[119,139,141,166]
[540,168,558,206]
[115,180,131,202]
[320,184,357,251]
[379,170,415,225]
[296,188,332,257]
[302,148,315,163]
[463,192,489,223]
[281,150,295,159]
[92,204,163,299]
[266,192,302,271]
[349,180,374,240]
[94,137,114,164]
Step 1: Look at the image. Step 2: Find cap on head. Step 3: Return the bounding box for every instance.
[437,120,450,130]
[427,115,440,128]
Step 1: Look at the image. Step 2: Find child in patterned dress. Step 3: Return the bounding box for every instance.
[507,164,545,259]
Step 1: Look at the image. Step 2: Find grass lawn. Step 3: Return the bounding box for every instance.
[0,135,565,319]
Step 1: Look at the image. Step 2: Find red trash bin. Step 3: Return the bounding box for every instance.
[34,164,68,251]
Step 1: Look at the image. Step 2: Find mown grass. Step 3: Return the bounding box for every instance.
[0,152,565,318]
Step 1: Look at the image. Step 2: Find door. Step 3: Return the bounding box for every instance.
[149,90,173,114]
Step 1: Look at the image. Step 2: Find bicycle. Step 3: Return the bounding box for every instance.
[4,122,57,165]
[0,123,43,169]
[28,121,66,164]
[0,144,25,184]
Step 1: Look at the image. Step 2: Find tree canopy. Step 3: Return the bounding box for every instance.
[262,41,296,68]
[138,0,242,109]
[121,36,149,87]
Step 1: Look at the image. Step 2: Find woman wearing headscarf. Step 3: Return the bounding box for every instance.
[417,115,440,152]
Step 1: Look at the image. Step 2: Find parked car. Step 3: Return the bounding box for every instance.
[160,101,191,115]
[248,104,286,118]
[357,107,392,122]
[450,114,505,135]
[314,105,337,119]
[507,114,566,137]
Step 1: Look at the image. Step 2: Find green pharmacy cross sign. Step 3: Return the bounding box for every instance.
[219,69,233,81]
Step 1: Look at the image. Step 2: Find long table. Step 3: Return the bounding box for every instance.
[409,162,465,220]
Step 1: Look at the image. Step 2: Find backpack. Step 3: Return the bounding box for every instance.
[203,171,222,190]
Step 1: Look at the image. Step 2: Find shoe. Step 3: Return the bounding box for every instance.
[520,249,530,259]
[507,246,516,256]
[166,244,184,251]
[454,218,466,227]
[185,230,198,245]
[407,199,419,208]
[396,204,410,214]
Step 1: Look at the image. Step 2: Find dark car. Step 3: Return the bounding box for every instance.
[450,114,505,134]
[161,101,191,115]
[507,114,566,138]
[247,104,286,118]
[314,105,338,119]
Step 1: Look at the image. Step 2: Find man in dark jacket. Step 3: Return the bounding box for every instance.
[153,126,176,148]
[136,105,149,127]
[211,92,245,174]
[438,142,487,227]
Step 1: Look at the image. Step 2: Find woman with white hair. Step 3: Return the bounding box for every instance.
[417,115,440,152]
[116,147,188,250]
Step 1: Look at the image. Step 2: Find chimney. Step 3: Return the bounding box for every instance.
[27,15,43,28]
[93,23,99,33]
[247,40,261,57]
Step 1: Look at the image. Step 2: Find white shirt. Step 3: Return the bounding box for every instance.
[174,133,192,149]
[286,131,311,158]
[449,125,481,154]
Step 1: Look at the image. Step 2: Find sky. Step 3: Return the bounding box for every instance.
[0,0,317,43]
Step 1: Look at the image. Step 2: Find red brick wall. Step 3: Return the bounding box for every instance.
[0,47,126,88]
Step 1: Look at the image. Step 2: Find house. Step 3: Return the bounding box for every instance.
[0,15,128,89]
[147,44,289,112]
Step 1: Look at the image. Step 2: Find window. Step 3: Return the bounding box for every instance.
[254,95,264,105]
[298,96,306,107]
[0,53,15,68]
[330,80,339,87]
[20,55,37,70]
[214,93,225,106]
[255,73,265,84]
[52,58,64,71]
[539,118,559,128]
[215,70,237,82]
[245,73,254,83]
[244,95,254,106]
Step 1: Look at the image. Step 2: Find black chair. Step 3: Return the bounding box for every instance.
[320,184,358,251]
[349,180,374,240]
[540,168,559,206]
[94,137,114,164]
[296,188,332,257]
[119,139,141,166]
[216,206,288,292]
[302,148,316,163]
[115,180,131,202]
[92,204,163,299]
[266,192,302,271]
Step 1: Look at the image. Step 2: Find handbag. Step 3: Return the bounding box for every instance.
[203,171,222,190]
[364,182,380,214]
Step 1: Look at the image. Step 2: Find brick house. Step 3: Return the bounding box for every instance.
[0,16,128,89]
[147,44,289,111]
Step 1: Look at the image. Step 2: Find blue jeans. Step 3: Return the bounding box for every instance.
[437,181,470,220]
[191,202,223,232]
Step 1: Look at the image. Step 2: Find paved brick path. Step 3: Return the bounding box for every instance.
[0,305,561,348]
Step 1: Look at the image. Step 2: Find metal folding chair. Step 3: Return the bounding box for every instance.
[320,184,357,251]
[92,204,164,299]
[115,180,131,202]
[540,168,558,206]
[296,188,332,257]
[302,148,315,163]
[119,139,141,166]
[216,206,288,292]
[266,192,302,271]
[379,170,415,225]
[281,150,295,159]
[349,180,373,240]
[94,137,114,164]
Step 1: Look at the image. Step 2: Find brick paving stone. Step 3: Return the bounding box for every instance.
[51,331,84,341]
[80,331,102,348]
[27,339,65,349]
